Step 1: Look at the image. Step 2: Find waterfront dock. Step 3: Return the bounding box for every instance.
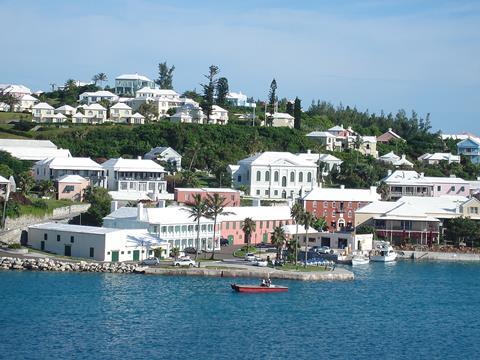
[397,250,480,262]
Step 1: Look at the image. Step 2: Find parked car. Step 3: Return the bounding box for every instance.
[253,258,268,267]
[316,246,334,255]
[220,238,229,246]
[184,247,197,254]
[141,257,160,266]
[244,253,256,261]
[173,256,196,267]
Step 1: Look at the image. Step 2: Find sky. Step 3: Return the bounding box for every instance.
[0,0,479,133]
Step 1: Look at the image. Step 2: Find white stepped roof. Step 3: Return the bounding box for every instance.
[0,175,9,183]
[80,90,117,97]
[36,156,103,171]
[102,157,165,172]
[238,151,317,167]
[84,103,106,110]
[105,206,212,224]
[2,84,31,95]
[296,152,342,164]
[32,102,54,110]
[212,105,228,112]
[0,139,56,148]
[116,74,152,82]
[55,104,75,111]
[57,174,88,183]
[136,87,179,96]
[306,131,336,138]
[383,170,469,185]
[379,151,400,161]
[0,139,71,161]
[218,205,292,222]
[303,186,380,202]
[111,102,132,110]
[132,112,145,118]
[20,94,38,101]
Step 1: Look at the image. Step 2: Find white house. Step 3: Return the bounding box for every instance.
[75,103,107,124]
[103,204,218,251]
[170,100,205,124]
[33,156,106,187]
[79,90,119,105]
[228,151,318,199]
[102,157,167,197]
[28,222,170,262]
[296,150,343,177]
[129,112,145,125]
[144,146,182,172]
[15,94,38,112]
[0,84,36,112]
[268,112,295,128]
[115,74,155,96]
[226,91,256,107]
[51,113,68,123]
[379,152,414,168]
[55,105,76,116]
[32,102,55,123]
[0,139,71,161]
[130,87,183,116]
[418,153,461,165]
[109,103,133,123]
[210,105,229,125]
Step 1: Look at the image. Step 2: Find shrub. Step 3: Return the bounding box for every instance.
[32,199,48,209]
[8,243,22,249]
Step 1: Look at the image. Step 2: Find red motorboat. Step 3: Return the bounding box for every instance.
[231,283,288,293]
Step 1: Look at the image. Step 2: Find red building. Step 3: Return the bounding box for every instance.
[175,188,241,207]
[302,185,380,231]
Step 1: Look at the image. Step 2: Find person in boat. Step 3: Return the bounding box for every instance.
[261,279,267,287]
[265,278,271,287]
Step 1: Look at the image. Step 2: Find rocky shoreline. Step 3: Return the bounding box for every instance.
[0,257,144,274]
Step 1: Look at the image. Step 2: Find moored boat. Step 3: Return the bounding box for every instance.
[231,283,288,293]
[351,255,370,266]
[370,243,397,262]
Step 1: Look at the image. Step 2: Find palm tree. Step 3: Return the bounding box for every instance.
[183,194,207,260]
[300,211,316,267]
[39,180,54,198]
[271,226,286,261]
[92,74,99,86]
[290,202,304,265]
[96,73,108,88]
[64,79,77,91]
[241,217,256,250]
[205,193,233,260]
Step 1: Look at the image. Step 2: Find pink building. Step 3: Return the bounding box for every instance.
[218,205,293,245]
[56,175,89,202]
[175,188,241,207]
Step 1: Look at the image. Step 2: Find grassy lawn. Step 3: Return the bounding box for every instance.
[18,199,76,217]
[0,112,32,123]
[272,263,329,272]
[233,246,257,258]
[0,131,28,139]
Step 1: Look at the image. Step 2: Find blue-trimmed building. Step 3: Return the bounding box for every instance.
[457,137,480,164]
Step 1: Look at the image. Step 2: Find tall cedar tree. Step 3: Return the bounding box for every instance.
[286,101,294,115]
[293,97,302,130]
[156,62,175,89]
[201,65,219,123]
[216,77,229,106]
[267,79,277,126]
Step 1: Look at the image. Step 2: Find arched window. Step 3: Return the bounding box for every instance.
[299,172,304,182]
[274,171,279,182]
[307,172,312,182]
[290,172,295,183]
[281,190,287,199]
[265,171,270,181]
[256,171,261,182]
[282,176,287,187]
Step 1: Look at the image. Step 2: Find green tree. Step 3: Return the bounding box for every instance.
[96,73,108,88]
[201,65,219,124]
[179,170,200,188]
[171,247,180,260]
[446,217,480,247]
[267,78,277,126]
[293,97,302,130]
[356,225,375,235]
[84,186,112,226]
[138,101,158,121]
[300,211,316,266]
[290,203,304,265]
[156,62,175,89]
[271,226,286,261]
[0,164,13,178]
[241,217,256,249]
[16,171,34,195]
[184,194,208,260]
[216,77,229,106]
[312,217,327,232]
[0,89,20,112]
[64,79,77,91]
[205,193,233,260]
[39,180,55,198]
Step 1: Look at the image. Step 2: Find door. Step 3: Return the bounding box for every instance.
[133,250,140,261]
[263,233,268,243]
[111,251,119,262]
[64,245,71,256]
[228,235,234,246]
[40,241,45,251]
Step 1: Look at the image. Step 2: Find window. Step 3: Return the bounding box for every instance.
[70,236,74,243]
[265,190,269,196]
[201,224,206,231]
[323,210,328,217]
[57,235,60,242]
[256,190,260,195]
[274,190,278,196]
[450,186,456,191]
[237,175,242,182]
[437,186,441,191]
[282,176,287,187]
[307,172,312,182]
[348,202,352,208]
[469,207,479,214]
[226,222,230,230]
[161,226,167,234]
[290,172,295,183]
[168,226,174,233]
[260,221,263,228]
[256,171,261,182]
[174,225,180,233]
[348,211,352,218]
[460,186,465,192]
[188,225,194,232]
[265,171,270,181]
[299,172,304,182]
[89,247,94,257]
[44,233,48,241]
[332,201,336,208]
[182,225,187,232]
[313,201,317,208]
[323,201,328,208]
[121,251,124,255]
[274,171,279,182]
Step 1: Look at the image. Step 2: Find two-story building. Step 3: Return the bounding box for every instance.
[377,128,404,143]
[33,156,106,187]
[302,185,380,231]
[382,170,470,200]
[378,152,414,168]
[110,103,133,123]
[115,74,155,96]
[32,102,55,123]
[296,150,343,177]
[210,105,229,125]
[102,157,167,196]
[144,146,182,172]
[170,100,205,124]
[130,87,183,116]
[457,137,480,164]
[267,112,295,128]
[55,105,76,116]
[79,90,119,105]
[228,152,318,199]
[226,91,256,108]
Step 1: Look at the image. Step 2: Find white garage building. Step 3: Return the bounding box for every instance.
[28,223,170,262]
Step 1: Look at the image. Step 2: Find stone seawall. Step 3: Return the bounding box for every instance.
[144,267,354,281]
[398,251,480,262]
[0,257,142,273]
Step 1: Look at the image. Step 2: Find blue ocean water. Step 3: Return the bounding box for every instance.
[0,261,479,360]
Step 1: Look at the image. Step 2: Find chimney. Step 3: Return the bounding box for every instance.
[401,154,406,160]
[157,199,165,208]
[137,156,142,160]
[450,174,456,178]
[137,202,144,221]
[388,128,392,132]
[307,149,311,154]
[387,169,392,176]
[370,186,377,195]
[420,172,424,178]
[252,198,261,207]
[110,201,118,213]
[340,185,345,190]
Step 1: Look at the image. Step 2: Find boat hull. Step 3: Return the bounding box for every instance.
[370,253,397,262]
[351,258,369,266]
[231,284,288,293]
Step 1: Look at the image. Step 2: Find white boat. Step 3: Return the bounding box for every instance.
[351,255,370,266]
[370,243,397,262]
